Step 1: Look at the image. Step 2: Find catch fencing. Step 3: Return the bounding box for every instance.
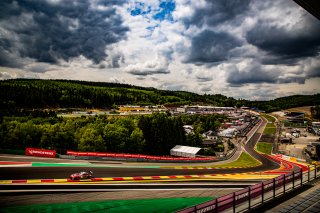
[177,165,320,213]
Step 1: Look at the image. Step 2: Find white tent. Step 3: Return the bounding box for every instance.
[170,145,202,158]
[218,128,237,137]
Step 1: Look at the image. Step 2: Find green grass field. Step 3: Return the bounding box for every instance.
[2,197,214,213]
[261,114,277,135]
[211,152,261,168]
[266,123,275,128]
[262,114,276,123]
[256,142,273,154]
[263,127,276,135]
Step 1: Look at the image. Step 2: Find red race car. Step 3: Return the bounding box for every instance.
[69,171,94,180]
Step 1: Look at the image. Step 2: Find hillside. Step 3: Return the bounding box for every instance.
[0,79,319,113]
[0,79,236,109]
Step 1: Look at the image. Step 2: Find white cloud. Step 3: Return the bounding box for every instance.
[1,0,319,101]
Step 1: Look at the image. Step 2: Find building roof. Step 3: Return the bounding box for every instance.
[170,145,202,158]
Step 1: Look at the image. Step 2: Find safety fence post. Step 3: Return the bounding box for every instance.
[248,187,251,210]
[292,171,295,189]
[273,178,276,198]
[233,192,236,213]
[261,182,264,204]
[216,199,218,213]
[283,175,286,194]
[308,166,310,182]
[300,168,303,186]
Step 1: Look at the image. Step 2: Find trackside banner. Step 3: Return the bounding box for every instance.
[26,148,56,158]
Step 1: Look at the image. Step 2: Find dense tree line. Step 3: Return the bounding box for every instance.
[0,79,232,111]
[247,95,320,113]
[1,79,319,114]
[0,114,225,155]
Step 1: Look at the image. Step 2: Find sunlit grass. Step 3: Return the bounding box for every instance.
[262,114,276,123]
[266,123,275,128]
[256,142,272,154]
[263,127,276,135]
[211,152,261,168]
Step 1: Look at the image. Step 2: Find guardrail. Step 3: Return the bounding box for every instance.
[59,146,239,163]
[177,165,320,213]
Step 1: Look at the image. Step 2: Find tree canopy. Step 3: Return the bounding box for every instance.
[1,79,319,113]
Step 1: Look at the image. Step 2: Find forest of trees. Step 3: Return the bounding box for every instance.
[0,79,234,111]
[1,79,319,114]
[0,113,225,155]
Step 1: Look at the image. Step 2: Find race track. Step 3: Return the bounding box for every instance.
[0,133,282,180]
[1,118,306,182]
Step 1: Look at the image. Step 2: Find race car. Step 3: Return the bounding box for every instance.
[69,171,94,180]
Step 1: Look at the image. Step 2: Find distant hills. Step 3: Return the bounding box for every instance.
[0,79,319,113]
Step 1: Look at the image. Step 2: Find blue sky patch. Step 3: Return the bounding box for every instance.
[153,0,176,22]
[129,0,176,22]
[130,2,152,16]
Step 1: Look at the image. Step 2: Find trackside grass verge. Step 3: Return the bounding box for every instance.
[262,114,276,135]
[211,152,261,168]
[256,142,273,155]
[263,127,276,135]
[1,197,214,213]
[262,114,276,123]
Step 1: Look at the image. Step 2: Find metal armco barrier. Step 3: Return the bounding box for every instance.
[177,165,320,213]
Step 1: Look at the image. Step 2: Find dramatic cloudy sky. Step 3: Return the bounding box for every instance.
[1,0,320,100]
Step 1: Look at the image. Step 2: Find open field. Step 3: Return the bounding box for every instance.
[263,127,276,135]
[256,142,273,155]
[211,152,261,168]
[261,114,276,135]
[262,114,276,123]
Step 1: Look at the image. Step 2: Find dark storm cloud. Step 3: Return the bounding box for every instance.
[28,64,52,73]
[0,0,128,67]
[246,16,320,65]
[185,30,241,64]
[201,86,212,92]
[196,76,213,82]
[226,62,308,86]
[226,63,279,86]
[128,68,170,76]
[183,0,251,28]
[306,60,320,78]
